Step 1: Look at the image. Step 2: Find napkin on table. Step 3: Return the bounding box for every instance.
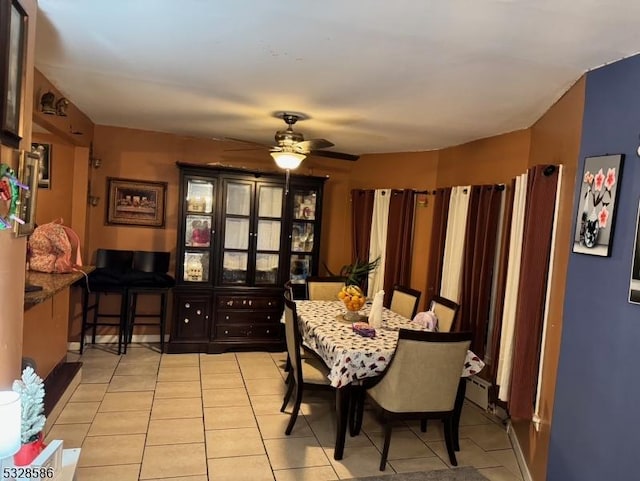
[368,290,384,328]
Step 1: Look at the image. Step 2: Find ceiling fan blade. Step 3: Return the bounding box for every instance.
[311,150,360,161]
[295,138,334,152]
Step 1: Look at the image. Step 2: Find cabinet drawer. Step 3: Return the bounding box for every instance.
[216,324,280,339]
[174,297,210,340]
[217,296,282,310]
[217,310,281,324]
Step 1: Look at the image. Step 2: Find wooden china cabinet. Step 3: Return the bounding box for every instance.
[167,162,327,353]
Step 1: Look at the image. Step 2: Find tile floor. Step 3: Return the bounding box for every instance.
[49,345,523,481]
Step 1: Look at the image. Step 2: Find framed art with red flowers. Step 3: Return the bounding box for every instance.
[573,154,624,257]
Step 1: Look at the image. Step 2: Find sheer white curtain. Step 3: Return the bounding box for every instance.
[367,189,391,297]
[533,165,563,427]
[440,186,471,302]
[497,173,528,401]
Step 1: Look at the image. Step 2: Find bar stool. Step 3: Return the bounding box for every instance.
[81,249,133,354]
[124,251,175,353]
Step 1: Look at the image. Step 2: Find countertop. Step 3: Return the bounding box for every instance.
[24,266,95,307]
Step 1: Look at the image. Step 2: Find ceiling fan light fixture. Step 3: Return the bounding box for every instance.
[271,151,305,170]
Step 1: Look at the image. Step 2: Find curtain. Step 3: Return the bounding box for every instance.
[508,165,560,420]
[368,189,391,297]
[533,165,563,425]
[457,185,503,354]
[425,188,451,303]
[382,190,416,306]
[440,186,471,302]
[489,181,515,385]
[351,190,375,264]
[497,173,528,401]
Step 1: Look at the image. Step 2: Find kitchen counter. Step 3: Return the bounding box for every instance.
[24,266,95,307]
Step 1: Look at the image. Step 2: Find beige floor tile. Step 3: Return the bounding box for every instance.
[368,427,436,460]
[389,456,449,473]
[70,383,109,402]
[120,347,162,363]
[324,445,387,479]
[251,394,287,415]
[205,427,265,458]
[200,372,245,389]
[81,367,116,384]
[270,351,288,362]
[78,357,121,370]
[489,449,523,479]
[274,466,338,481]
[204,406,257,430]
[88,411,150,436]
[265,436,330,470]
[359,408,384,434]
[408,419,447,442]
[56,401,100,424]
[80,346,121,358]
[157,366,201,382]
[245,377,288,396]
[202,387,250,407]
[200,360,239,374]
[155,381,202,398]
[236,352,274,362]
[306,410,373,450]
[151,397,203,419]
[460,402,496,426]
[79,434,146,467]
[107,375,157,392]
[240,364,283,380]
[207,455,274,481]
[75,463,140,481]
[200,352,237,362]
[479,466,524,481]
[459,424,512,451]
[145,477,207,481]
[160,353,200,367]
[99,391,154,412]
[146,418,205,445]
[427,438,502,469]
[139,443,207,479]
[45,423,90,448]
[114,362,160,376]
[256,413,313,439]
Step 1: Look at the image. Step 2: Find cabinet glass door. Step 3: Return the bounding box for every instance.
[222,181,252,284]
[289,188,319,283]
[183,178,215,283]
[255,184,283,284]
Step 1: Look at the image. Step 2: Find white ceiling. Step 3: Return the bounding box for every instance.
[35,0,640,156]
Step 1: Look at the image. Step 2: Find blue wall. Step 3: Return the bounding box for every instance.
[548,55,640,480]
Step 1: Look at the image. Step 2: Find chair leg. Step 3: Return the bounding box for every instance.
[91,292,101,346]
[349,386,365,436]
[444,416,457,466]
[285,385,303,435]
[118,291,129,355]
[420,419,428,432]
[159,291,168,353]
[280,373,295,412]
[453,378,466,451]
[284,353,291,373]
[380,420,392,471]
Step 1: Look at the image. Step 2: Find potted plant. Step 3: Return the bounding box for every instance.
[12,366,46,466]
[326,257,380,290]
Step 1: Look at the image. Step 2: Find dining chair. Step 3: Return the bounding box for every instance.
[389,285,422,319]
[280,293,333,434]
[282,280,313,375]
[306,276,346,300]
[428,295,460,332]
[361,329,472,470]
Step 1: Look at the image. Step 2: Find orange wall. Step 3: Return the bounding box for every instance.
[0,0,38,389]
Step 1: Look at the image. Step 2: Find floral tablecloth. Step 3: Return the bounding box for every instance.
[296,300,485,388]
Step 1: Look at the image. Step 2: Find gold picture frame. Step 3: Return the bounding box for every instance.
[14,149,39,237]
[106,177,167,228]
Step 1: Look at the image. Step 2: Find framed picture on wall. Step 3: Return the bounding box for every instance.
[572,154,624,257]
[14,149,39,237]
[106,177,167,228]
[0,0,28,148]
[31,142,51,189]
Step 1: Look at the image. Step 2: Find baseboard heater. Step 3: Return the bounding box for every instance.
[465,375,491,411]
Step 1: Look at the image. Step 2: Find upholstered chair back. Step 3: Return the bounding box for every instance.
[429,296,460,332]
[306,276,346,300]
[389,285,421,319]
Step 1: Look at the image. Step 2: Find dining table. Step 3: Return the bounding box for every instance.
[295,300,485,460]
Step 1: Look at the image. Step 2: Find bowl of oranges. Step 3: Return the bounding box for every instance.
[338,285,366,321]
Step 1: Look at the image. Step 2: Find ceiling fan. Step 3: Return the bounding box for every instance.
[226,112,360,169]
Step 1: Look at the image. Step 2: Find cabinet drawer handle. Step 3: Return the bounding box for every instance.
[185,303,190,308]
[205,315,209,319]
[243,300,247,305]
[248,300,252,306]
[225,315,230,320]
[184,318,189,324]
[224,330,229,335]
[266,329,270,334]
[268,301,272,306]
[226,300,233,306]
[267,315,271,320]
[196,309,201,315]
